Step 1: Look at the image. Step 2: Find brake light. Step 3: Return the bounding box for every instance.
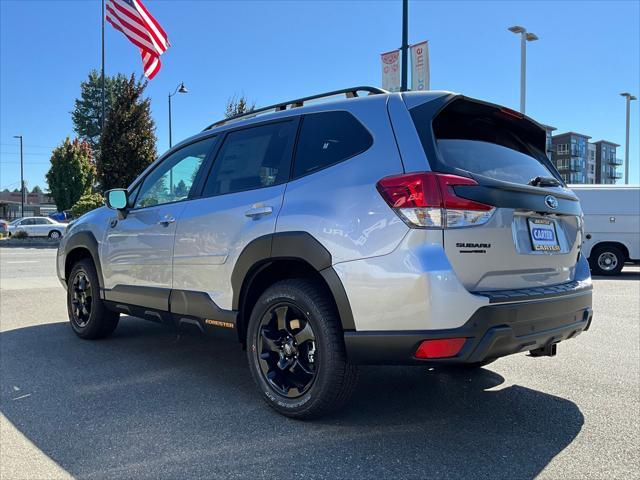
[498,107,524,120]
[376,172,495,228]
[415,338,466,359]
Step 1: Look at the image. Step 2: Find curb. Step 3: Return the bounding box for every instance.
[0,238,60,248]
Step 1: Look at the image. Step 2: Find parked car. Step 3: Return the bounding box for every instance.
[0,219,8,236]
[8,216,67,238]
[57,87,593,419]
[568,184,640,275]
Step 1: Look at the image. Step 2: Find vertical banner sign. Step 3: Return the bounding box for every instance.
[410,41,430,91]
[381,50,401,92]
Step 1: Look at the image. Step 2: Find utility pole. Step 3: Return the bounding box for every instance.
[508,26,539,114]
[101,0,105,134]
[13,135,24,217]
[620,92,637,184]
[400,0,409,92]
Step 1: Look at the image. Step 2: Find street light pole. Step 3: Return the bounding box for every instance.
[13,135,24,218]
[400,0,409,92]
[168,82,188,149]
[508,26,539,114]
[620,92,637,184]
[168,82,188,194]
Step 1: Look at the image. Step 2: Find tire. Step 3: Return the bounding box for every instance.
[589,244,625,276]
[67,258,119,339]
[246,279,358,419]
[48,230,62,239]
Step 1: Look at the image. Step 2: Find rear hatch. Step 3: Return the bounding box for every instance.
[409,96,583,291]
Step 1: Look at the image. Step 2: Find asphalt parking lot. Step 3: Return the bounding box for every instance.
[0,246,638,480]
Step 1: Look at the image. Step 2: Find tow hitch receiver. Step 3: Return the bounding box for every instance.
[529,342,557,357]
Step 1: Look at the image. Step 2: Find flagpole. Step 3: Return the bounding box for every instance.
[101,0,105,135]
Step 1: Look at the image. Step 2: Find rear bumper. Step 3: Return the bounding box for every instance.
[344,288,593,365]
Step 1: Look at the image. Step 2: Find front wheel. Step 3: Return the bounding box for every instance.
[67,259,119,339]
[246,279,358,419]
[48,230,62,239]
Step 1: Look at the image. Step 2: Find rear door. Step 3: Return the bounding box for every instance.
[33,217,53,236]
[409,96,582,291]
[172,119,298,310]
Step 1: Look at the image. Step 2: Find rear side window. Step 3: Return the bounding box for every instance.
[292,111,372,179]
[203,121,295,196]
[411,98,559,185]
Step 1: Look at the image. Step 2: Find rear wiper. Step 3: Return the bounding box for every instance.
[528,176,560,187]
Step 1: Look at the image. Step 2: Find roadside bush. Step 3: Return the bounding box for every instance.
[13,230,28,239]
[71,192,104,218]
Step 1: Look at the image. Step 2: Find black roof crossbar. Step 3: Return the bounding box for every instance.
[204,86,387,130]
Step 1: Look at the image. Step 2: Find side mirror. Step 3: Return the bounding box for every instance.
[105,189,129,210]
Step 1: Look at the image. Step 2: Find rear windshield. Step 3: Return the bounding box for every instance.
[411,97,560,185]
[437,139,554,184]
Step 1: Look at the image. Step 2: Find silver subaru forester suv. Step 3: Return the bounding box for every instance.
[57,87,593,419]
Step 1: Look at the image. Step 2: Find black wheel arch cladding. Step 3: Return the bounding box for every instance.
[63,231,105,290]
[232,232,356,331]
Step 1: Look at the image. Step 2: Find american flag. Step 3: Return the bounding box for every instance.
[105,0,169,79]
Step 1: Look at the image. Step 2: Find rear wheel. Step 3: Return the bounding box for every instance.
[67,259,119,339]
[590,245,625,276]
[246,279,358,419]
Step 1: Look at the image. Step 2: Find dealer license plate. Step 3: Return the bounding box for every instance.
[528,218,560,252]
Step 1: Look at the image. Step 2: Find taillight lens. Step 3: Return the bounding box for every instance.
[376,172,495,228]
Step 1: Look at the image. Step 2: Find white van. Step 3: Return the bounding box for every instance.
[569,185,640,275]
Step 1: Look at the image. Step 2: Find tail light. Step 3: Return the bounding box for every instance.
[376,172,495,228]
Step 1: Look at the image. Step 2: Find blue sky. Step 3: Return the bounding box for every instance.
[1,0,639,191]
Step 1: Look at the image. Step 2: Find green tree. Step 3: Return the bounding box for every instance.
[46,138,96,212]
[173,179,188,198]
[99,74,157,191]
[71,192,104,217]
[31,185,43,194]
[71,70,128,155]
[224,94,255,118]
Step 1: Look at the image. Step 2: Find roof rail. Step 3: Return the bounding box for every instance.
[204,86,388,130]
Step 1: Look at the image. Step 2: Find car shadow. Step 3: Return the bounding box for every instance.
[1,318,584,479]
[592,268,640,281]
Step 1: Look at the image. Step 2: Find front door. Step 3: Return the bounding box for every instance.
[101,137,218,309]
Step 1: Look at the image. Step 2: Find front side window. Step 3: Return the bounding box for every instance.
[292,111,373,179]
[134,137,216,209]
[202,121,294,197]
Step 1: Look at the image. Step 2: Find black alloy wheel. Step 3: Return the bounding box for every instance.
[66,258,119,339]
[257,303,317,398]
[71,270,93,328]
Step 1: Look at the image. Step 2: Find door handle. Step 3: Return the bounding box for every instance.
[158,215,176,226]
[244,206,273,218]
